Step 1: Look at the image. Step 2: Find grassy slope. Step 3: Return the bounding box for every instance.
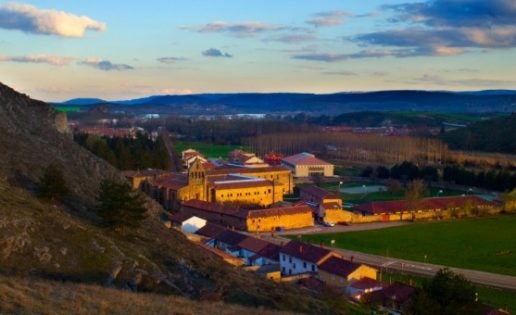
[298,216,516,275]
[0,275,294,315]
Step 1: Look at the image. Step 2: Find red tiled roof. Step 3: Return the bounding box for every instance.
[280,240,333,264]
[349,277,385,290]
[237,236,271,253]
[169,211,194,223]
[152,173,188,190]
[368,282,416,304]
[255,243,281,261]
[318,256,362,278]
[282,152,332,166]
[354,195,496,215]
[182,199,248,219]
[214,230,248,246]
[195,223,227,238]
[300,185,341,200]
[207,165,290,176]
[247,205,313,219]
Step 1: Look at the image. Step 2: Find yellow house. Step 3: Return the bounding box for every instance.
[318,256,378,287]
[123,169,168,190]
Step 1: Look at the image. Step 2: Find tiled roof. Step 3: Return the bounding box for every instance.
[237,236,271,253]
[255,243,281,261]
[182,199,248,219]
[282,152,332,166]
[349,277,385,290]
[169,211,194,223]
[152,173,188,190]
[280,240,333,264]
[215,230,248,246]
[366,282,416,305]
[122,169,168,178]
[195,223,226,238]
[318,256,362,278]
[354,195,496,215]
[300,185,341,200]
[247,205,313,219]
[207,165,290,176]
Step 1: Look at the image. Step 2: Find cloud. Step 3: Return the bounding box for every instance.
[182,21,286,37]
[202,48,232,58]
[264,33,317,44]
[412,74,516,87]
[0,3,105,37]
[307,11,350,27]
[292,53,347,62]
[157,57,187,64]
[352,0,516,56]
[322,71,357,76]
[79,59,133,71]
[0,54,73,66]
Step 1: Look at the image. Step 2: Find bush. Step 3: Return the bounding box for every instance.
[38,163,69,201]
[96,179,147,228]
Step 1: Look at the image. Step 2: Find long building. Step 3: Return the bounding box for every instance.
[181,199,314,232]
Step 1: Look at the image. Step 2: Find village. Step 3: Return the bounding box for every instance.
[122,147,502,314]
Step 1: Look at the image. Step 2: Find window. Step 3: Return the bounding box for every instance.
[293,263,296,269]
[311,264,315,272]
[289,257,292,263]
[282,254,285,261]
[303,262,307,268]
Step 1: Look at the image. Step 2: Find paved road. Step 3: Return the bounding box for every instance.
[278,221,410,235]
[260,234,516,291]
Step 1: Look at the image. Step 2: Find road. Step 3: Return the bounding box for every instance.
[278,221,410,235]
[259,231,516,291]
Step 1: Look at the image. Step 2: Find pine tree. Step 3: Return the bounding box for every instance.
[38,163,69,201]
[96,179,147,228]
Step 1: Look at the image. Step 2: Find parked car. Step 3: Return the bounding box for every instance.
[323,221,335,227]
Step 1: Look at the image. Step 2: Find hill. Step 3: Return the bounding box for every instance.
[441,114,516,154]
[59,90,516,115]
[0,82,354,314]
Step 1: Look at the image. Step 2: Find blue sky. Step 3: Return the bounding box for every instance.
[0,0,515,101]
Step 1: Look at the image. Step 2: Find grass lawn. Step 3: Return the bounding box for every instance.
[174,141,250,158]
[297,215,516,276]
[380,270,516,314]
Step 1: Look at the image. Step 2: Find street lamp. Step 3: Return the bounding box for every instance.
[436,189,443,197]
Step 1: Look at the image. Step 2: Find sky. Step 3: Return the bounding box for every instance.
[0,0,515,101]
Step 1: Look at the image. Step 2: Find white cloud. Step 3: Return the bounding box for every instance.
[79,58,133,71]
[0,54,74,65]
[0,3,106,38]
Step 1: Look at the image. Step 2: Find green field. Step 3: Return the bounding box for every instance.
[381,270,516,314]
[54,106,81,113]
[297,216,516,276]
[174,141,251,158]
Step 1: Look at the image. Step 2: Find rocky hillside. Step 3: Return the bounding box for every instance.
[0,83,355,314]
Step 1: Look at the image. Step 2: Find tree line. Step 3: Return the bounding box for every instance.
[361,161,516,192]
[74,133,171,171]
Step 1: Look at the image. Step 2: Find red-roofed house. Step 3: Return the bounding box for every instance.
[281,152,334,177]
[346,277,385,301]
[279,240,337,276]
[317,256,378,287]
[363,282,417,313]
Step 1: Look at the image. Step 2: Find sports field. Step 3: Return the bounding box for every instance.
[174,141,250,158]
[298,215,516,276]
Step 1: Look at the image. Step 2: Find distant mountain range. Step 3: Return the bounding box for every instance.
[56,90,516,115]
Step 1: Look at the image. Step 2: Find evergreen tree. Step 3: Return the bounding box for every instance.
[38,163,69,201]
[96,179,147,228]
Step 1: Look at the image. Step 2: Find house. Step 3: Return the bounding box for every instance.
[363,282,416,313]
[317,256,378,287]
[169,213,206,233]
[279,240,337,276]
[122,169,168,190]
[181,148,207,169]
[281,152,334,177]
[229,149,268,168]
[210,230,248,256]
[264,151,283,166]
[195,242,244,267]
[299,185,342,219]
[345,277,385,301]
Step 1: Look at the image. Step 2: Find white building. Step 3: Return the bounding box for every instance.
[279,240,335,276]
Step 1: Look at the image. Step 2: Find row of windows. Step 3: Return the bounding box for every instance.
[219,189,272,198]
